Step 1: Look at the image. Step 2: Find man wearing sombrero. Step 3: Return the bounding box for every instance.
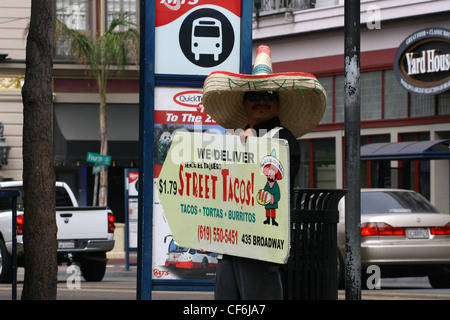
[203,45,327,300]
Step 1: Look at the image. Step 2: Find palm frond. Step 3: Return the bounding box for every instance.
[107,11,138,34]
[55,19,96,65]
[55,11,139,72]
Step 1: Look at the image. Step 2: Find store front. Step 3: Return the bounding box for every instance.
[53,102,139,222]
[361,139,450,195]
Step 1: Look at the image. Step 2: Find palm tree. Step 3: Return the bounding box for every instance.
[56,12,139,206]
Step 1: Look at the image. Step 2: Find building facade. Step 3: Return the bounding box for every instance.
[0,0,140,222]
[253,0,450,213]
[0,0,449,221]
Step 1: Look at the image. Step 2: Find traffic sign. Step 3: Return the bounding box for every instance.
[155,0,242,76]
[86,152,111,166]
[92,165,103,175]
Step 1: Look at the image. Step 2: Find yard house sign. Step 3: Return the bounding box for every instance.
[394,27,450,95]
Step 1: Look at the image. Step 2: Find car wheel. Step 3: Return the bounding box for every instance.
[80,252,107,282]
[428,267,450,289]
[0,237,13,283]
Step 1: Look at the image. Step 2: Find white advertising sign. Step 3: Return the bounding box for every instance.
[155,1,242,76]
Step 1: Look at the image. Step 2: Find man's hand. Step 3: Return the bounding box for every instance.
[239,128,255,146]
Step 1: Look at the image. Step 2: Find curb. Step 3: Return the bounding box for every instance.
[105,258,137,278]
[14,259,137,280]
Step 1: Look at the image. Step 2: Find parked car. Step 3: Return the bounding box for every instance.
[337,189,450,288]
[0,181,115,282]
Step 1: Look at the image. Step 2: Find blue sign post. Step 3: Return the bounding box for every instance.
[138,0,252,300]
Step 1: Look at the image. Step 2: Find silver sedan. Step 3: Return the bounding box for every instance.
[337,189,450,288]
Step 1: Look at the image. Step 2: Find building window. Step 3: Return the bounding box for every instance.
[360,134,390,188]
[438,92,450,115]
[384,70,408,119]
[398,132,431,199]
[410,94,435,117]
[333,72,383,122]
[106,0,138,27]
[57,0,88,30]
[298,138,336,189]
[317,69,450,125]
[55,1,139,59]
[56,0,89,59]
[334,75,345,123]
[318,76,333,124]
[361,71,382,121]
[255,0,316,16]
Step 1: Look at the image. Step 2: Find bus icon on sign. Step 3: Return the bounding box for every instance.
[191,17,222,61]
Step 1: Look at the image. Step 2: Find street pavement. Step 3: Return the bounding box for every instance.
[5,259,214,300]
[81,260,450,300]
[104,259,215,300]
[3,259,450,300]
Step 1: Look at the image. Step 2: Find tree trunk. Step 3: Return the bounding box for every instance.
[98,80,108,207]
[21,0,58,300]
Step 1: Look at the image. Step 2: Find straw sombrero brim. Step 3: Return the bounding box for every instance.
[203,71,327,138]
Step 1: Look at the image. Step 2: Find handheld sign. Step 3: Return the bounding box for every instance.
[158,131,290,264]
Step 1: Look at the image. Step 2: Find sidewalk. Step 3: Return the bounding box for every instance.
[104,258,137,278]
[13,258,137,281]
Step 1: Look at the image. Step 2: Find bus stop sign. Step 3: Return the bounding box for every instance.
[155,0,242,76]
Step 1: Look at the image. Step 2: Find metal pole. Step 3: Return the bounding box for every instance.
[344,0,361,300]
[12,196,17,300]
[137,0,155,300]
[92,173,98,206]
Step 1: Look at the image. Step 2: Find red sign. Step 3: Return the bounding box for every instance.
[156,0,241,27]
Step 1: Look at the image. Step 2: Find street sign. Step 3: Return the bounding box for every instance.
[393,27,450,95]
[155,0,242,76]
[92,165,103,175]
[86,152,111,166]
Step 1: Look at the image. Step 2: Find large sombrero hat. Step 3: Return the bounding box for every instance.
[202,45,327,138]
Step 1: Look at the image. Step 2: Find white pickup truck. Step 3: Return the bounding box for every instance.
[0,181,115,282]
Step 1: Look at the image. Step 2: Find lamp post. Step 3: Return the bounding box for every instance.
[0,123,11,167]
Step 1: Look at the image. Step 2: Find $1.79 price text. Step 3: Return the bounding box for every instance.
[158,179,177,195]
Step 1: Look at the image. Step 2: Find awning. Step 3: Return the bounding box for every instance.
[54,103,139,166]
[361,140,450,161]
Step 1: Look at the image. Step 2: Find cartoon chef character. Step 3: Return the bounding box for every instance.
[257,149,284,226]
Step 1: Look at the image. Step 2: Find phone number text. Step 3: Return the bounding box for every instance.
[198,225,238,245]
